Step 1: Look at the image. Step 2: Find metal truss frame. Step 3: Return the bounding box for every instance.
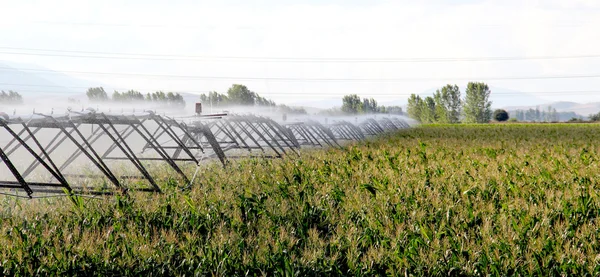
[0,111,410,197]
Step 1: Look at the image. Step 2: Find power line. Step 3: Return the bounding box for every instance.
[33,20,208,29]
[30,20,591,30]
[2,66,600,82]
[1,46,600,63]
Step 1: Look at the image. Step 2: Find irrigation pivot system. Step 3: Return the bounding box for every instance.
[0,110,409,197]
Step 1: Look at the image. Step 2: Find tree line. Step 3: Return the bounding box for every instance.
[279,104,308,115]
[199,84,309,115]
[511,107,559,122]
[86,87,185,107]
[340,94,403,115]
[199,84,276,107]
[0,90,23,104]
[407,82,495,123]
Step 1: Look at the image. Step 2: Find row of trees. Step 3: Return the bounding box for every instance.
[86,87,185,107]
[279,104,308,115]
[86,87,109,101]
[407,82,493,123]
[341,95,380,114]
[589,112,600,122]
[385,106,404,115]
[0,90,23,104]
[199,84,276,107]
[341,94,403,114]
[198,84,311,115]
[512,106,559,122]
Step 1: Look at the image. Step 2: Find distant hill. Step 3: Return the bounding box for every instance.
[487,87,546,109]
[0,62,207,114]
[541,101,580,111]
[505,101,600,117]
[288,97,340,110]
[0,61,98,96]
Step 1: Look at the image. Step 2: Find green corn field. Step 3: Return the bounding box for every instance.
[2,124,600,276]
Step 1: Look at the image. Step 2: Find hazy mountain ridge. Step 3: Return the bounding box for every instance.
[0,61,99,95]
[504,101,600,117]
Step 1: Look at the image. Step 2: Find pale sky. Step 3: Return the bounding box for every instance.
[1,0,600,107]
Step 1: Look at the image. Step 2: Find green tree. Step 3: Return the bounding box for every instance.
[463,82,492,123]
[172,93,185,107]
[153,91,167,102]
[589,111,600,122]
[200,91,226,107]
[126,90,144,101]
[279,105,307,115]
[441,84,461,123]
[226,84,256,105]
[167,92,176,103]
[420,96,437,123]
[525,108,536,122]
[385,106,403,115]
[433,91,449,123]
[199,86,274,108]
[551,108,558,122]
[112,90,144,102]
[0,90,23,104]
[361,98,377,114]
[341,94,362,114]
[112,91,122,101]
[493,109,509,122]
[86,87,108,102]
[515,110,525,121]
[433,85,462,123]
[407,94,423,122]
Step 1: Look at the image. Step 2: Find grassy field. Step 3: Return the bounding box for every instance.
[2,124,600,276]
